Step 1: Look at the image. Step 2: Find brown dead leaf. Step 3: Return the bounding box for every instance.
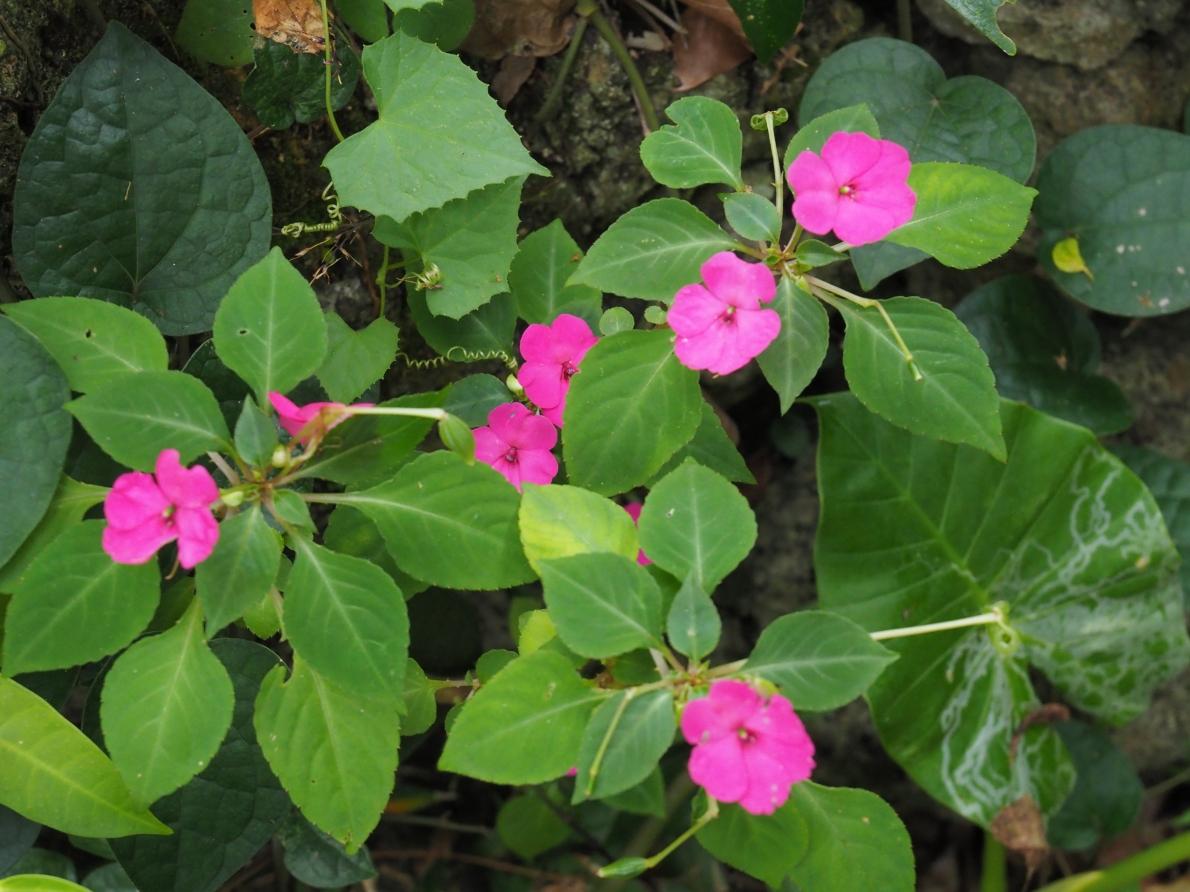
[673,6,751,91]
[253,0,326,53]
[991,795,1049,874]
[492,54,538,106]
[1009,703,1071,761]
[678,0,747,41]
[461,0,577,59]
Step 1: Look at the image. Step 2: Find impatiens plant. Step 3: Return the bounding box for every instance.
[1,12,1189,892]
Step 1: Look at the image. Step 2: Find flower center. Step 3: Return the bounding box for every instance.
[503,448,519,464]
[737,727,756,744]
[161,505,176,525]
[839,184,855,197]
[562,361,578,379]
[721,306,737,326]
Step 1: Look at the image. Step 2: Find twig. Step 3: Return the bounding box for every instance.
[580,0,660,133]
[533,787,616,861]
[897,0,913,42]
[0,95,42,109]
[537,17,589,122]
[319,0,345,142]
[381,813,495,836]
[373,850,584,882]
[246,124,272,143]
[0,13,46,106]
[626,0,682,32]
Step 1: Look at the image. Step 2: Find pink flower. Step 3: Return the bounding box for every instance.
[622,503,652,566]
[668,253,781,376]
[473,402,558,491]
[681,679,815,815]
[786,131,916,246]
[102,449,221,569]
[268,392,374,443]
[518,314,599,426]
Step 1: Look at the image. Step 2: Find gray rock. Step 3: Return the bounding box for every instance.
[917,0,1185,70]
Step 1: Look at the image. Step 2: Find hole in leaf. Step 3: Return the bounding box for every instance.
[238,329,249,335]
[84,328,94,338]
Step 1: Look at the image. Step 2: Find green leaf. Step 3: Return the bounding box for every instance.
[294,390,444,486]
[507,220,603,325]
[316,314,399,404]
[182,341,251,430]
[255,656,400,852]
[0,318,72,570]
[0,677,169,837]
[884,162,1036,269]
[1047,720,1143,851]
[646,402,754,486]
[836,295,1005,459]
[1112,445,1190,602]
[391,0,475,51]
[2,522,159,676]
[495,795,571,860]
[799,38,1034,183]
[242,39,360,131]
[276,812,377,888]
[270,490,315,538]
[374,176,524,319]
[1035,126,1190,317]
[604,767,666,816]
[794,240,846,269]
[563,330,702,495]
[285,538,409,700]
[108,639,291,892]
[570,200,741,302]
[438,649,605,784]
[723,192,782,243]
[599,307,634,336]
[322,506,427,598]
[2,298,168,394]
[695,793,808,888]
[323,31,546,223]
[0,806,39,875]
[783,104,880,169]
[954,275,1132,435]
[0,877,88,892]
[640,97,744,189]
[176,0,255,65]
[518,484,639,573]
[81,863,135,892]
[666,577,721,662]
[726,0,803,63]
[849,242,929,291]
[443,375,509,427]
[475,649,517,683]
[572,690,675,803]
[213,248,329,406]
[338,0,390,42]
[66,371,231,472]
[195,507,282,635]
[400,659,437,736]
[786,783,915,892]
[539,553,664,658]
[12,23,271,335]
[0,476,107,593]
[638,459,757,592]
[757,277,830,414]
[101,601,235,806]
[7,847,77,882]
[233,398,279,469]
[407,291,515,357]
[810,394,1189,826]
[938,0,1017,54]
[743,611,896,711]
[334,451,534,589]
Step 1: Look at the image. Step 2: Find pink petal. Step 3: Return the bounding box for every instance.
[514,448,559,488]
[174,506,220,569]
[102,517,176,565]
[820,131,882,185]
[489,453,522,490]
[269,392,300,419]
[623,503,642,523]
[833,199,902,247]
[473,426,510,465]
[707,680,763,723]
[542,400,565,427]
[791,190,840,237]
[550,314,598,357]
[668,285,726,337]
[505,411,559,451]
[737,742,796,815]
[709,308,781,376]
[699,252,774,309]
[519,361,566,410]
[787,149,839,197]
[104,472,169,530]
[688,734,749,803]
[682,697,730,746]
[519,323,560,364]
[674,327,729,374]
[155,450,219,508]
[854,139,912,189]
[486,402,533,444]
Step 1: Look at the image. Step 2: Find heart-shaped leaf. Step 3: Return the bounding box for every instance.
[640,97,744,189]
[507,220,602,326]
[316,314,399,404]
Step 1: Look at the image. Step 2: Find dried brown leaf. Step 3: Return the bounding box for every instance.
[1009,703,1071,761]
[461,0,577,59]
[492,54,538,107]
[678,0,747,41]
[991,794,1049,874]
[673,6,751,91]
[253,0,326,53]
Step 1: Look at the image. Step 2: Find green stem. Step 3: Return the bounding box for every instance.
[377,245,389,319]
[598,772,697,892]
[1036,831,1190,892]
[583,4,660,132]
[808,278,923,382]
[586,689,635,796]
[642,797,719,869]
[320,0,345,143]
[870,611,1002,641]
[981,833,1007,892]
[348,407,447,420]
[765,112,784,217]
[897,0,913,42]
[537,17,589,121]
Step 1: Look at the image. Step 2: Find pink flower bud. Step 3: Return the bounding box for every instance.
[268,392,374,444]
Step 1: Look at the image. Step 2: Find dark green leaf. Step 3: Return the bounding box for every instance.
[640,97,744,189]
[195,507,282,635]
[539,553,664,658]
[66,371,231,472]
[1111,445,1190,603]
[695,792,808,888]
[0,476,107,594]
[438,649,606,784]
[495,795,571,860]
[570,200,741,302]
[725,0,803,63]
[744,611,896,711]
[12,23,271,335]
[563,330,702,495]
[407,291,516,358]
[276,812,377,888]
[5,848,76,882]
[572,690,675,803]
[108,639,291,892]
[182,341,251,430]
[176,0,255,65]
[603,767,665,816]
[233,399,279,469]
[757,277,829,414]
[323,31,546,223]
[82,862,137,892]
[638,459,757,592]
[938,0,1017,54]
[391,0,475,51]
[338,0,390,42]
[666,577,721,662]
[242,39,360,131]
[836,295,1005,459]
[850,242,929,291]
[783,105,879,169]
[316,314,398,404]
[507,220,602,325]
[3,522,159,676]
[1047,720,1143,851]
[1035,126,1190,317]
[443,375,510,427]
[0,317,72,569]
[0,807,39,876]
[322,506,427,598]
[646,402,754,486]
